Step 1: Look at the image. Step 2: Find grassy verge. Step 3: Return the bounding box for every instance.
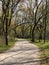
[27,38,49,65]
[0,38,17,53]
[27,38,49,56]
[35,41,49,65]
[33,41,49,57]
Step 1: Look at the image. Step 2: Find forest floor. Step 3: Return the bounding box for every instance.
[0,39,40,65]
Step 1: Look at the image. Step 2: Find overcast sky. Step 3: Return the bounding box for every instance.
[0,0,42,15]
[0,1,2,15]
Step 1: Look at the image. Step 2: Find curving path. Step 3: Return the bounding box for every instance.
[0,39,40,65]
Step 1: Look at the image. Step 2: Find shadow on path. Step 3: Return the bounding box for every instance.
[0,39,40,65]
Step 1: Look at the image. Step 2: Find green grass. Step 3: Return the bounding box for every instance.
[35,41,49,57]
[0,42,13,53]
[27,38,49,56]
[0,38,17,53]
[27,38,49,65]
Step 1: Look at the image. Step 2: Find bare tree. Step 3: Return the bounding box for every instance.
[44,0,47,42]
[2,0,20,46]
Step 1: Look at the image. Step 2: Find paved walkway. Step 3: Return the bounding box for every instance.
[0,39,40,65]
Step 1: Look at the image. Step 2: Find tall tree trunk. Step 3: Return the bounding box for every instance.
[32,31,35,42]
[5,33,8,46]
[44,0,47,43]
[32,26,35,42]
[5,18,8,46]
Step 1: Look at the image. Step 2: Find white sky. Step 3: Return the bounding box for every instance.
[0,1,2,15]
[0,0,42,16]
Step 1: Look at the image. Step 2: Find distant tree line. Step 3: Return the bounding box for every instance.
[0,0,49,46]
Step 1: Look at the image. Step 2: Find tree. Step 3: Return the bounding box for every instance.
[43,0,47,42]
[2,0,20,46]
[31,0,42,42]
